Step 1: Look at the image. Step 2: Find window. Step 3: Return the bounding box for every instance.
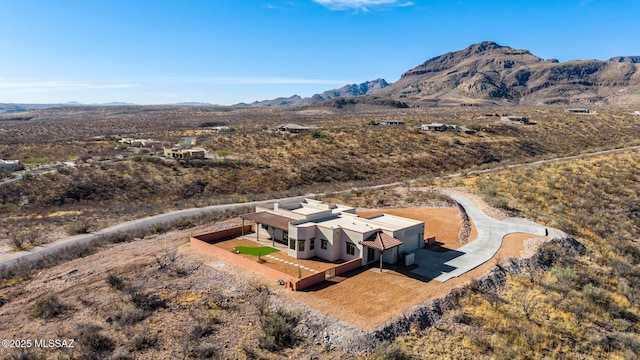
[310,238,315,250]
[261,224,268,230]
[346,242,355,256]
[298,240,305,251]
[283,232,288,241]
[321,239,328,250]
[289,239,295,250]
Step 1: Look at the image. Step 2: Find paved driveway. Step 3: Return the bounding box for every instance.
[411,191,555,282]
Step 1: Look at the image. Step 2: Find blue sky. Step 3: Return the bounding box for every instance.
[1,0,638,105]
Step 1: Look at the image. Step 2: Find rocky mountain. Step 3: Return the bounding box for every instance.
[609,56,640,64]
[368,41,640,107]
[236,78,389,108]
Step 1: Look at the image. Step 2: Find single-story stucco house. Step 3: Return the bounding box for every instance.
[240,199,425,267]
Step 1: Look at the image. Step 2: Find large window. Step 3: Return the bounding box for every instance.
[310,238,315,250]
[298,240,305,252]
[321,239,328,250]
[346,242,355,256]
[289,239,295,250]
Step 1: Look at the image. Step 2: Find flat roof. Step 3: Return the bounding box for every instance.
[278,123,313,129]
[290,207,323,215]
[364,214,424,231]
[240,212,295,231]
[294,215,375,233]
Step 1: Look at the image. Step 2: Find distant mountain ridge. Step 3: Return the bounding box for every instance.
[4,42,640,111]
[236,78,389,108]
[0,102,137,114]
[368,41,640,106]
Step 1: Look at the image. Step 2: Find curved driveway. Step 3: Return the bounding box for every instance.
[411,191,559,282]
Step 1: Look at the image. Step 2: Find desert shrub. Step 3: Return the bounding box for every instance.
[258,308,299,351]
[73,323,115,359]
[185,344,219,359]
[128,329,158,352]
[309,129,324,138]
[30,295,68,319]
[448,309,474,325]
[66,220,91,235]
[3,349,47,360]
[113,305,148,327]
[127,287,167,312]
[0,297,8,307]
[106,273,127,291]
[8,235,25,251]
[154,248,178,270]
[374,342,415,360]
[0,203,17,213]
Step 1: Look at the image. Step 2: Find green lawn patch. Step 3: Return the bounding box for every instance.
[234,246,279,256]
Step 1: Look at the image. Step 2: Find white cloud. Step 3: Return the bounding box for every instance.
[0,80,137,91]
[154,76,354,85]
[0,77,354,93]
[312,0,414,11]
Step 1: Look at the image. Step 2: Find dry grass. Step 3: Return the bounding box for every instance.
[399,150,640,359]
[2,106,638,246]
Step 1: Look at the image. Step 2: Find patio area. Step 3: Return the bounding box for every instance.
[212,235,343,279]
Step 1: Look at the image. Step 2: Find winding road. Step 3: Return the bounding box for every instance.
[2,145,637,273]
[0,196,315,270]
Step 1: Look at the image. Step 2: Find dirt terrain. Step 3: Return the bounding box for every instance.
[0,196,546,359]
[289,207,542,329]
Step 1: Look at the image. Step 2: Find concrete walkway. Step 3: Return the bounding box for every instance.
[411,191,553,282]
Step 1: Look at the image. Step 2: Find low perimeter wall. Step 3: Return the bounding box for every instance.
[191,227,364,291]
[190,227,295,285]
[192,225,252,244]
[289,258,362,291]
[334,258,363,276]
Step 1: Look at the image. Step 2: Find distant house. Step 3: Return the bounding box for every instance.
[565,108,590,114]
[501,116,530,124]
[276,123,315,133]
[421,123,459,132]
[483,113,507,117]
[119,138,161,148]
[240,198,425,267]
[0,159,20,171]
[634,111,640,116]
[163,148,206,160]
[379,120,405,126]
